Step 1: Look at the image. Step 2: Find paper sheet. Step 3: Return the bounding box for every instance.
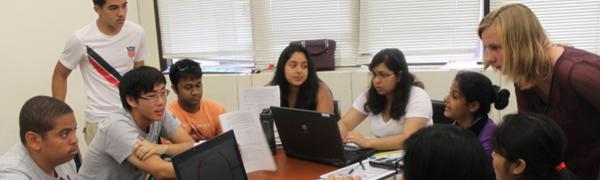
[238,86,283,145]
[319,159,397,180]
[219,111,277,173]
[372,150,405,159]
[238,86,280,116]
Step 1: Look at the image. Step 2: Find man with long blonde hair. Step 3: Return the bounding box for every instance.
[478,3,599,180]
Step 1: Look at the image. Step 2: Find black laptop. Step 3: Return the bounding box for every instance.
[270,106,375,167]
[172,130,247,180]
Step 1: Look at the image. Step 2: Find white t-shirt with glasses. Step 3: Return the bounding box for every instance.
[78,109,180,180]
[352,86,433,138]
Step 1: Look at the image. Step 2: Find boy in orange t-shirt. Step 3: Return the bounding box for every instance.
[166,59,226,142]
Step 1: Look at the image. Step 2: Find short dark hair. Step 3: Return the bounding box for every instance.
[365,48,417,120]
[19,96,73,144]
[119,66,166,111]
[168,59,202,91]
[270,43,322,110]
[494,113,577,180]
[403,125,494,180]
[454,71,510,117]
[93,0,106,7]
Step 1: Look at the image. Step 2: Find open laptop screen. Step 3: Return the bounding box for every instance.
[172,130,247,180]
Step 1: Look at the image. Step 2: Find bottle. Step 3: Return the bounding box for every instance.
[259,108,276,155]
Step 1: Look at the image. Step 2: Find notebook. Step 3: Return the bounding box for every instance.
[172,130,248,180]
[270,106,375,167]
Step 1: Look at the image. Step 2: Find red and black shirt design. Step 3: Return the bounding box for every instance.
[86,46,122,87]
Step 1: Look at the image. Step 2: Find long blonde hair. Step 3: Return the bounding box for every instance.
[478,3,553,89]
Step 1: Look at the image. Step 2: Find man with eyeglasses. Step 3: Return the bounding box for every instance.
[51,0,149,145]
[164,59,226,142]
[78,66,194,180]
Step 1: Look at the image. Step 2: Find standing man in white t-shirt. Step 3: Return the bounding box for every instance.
[0,96,79,180]
[52,0,148,144]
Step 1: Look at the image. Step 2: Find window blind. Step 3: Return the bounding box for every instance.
[492,0,600,55]
[156,0,254,63]
[358,1,482,64]
[251,0,359,67]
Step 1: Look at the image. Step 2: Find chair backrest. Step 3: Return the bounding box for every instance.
[431,100,453,124]
[333,100,341,121]
[74,152,82,172]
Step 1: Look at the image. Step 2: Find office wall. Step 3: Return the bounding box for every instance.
[0,0,143,154]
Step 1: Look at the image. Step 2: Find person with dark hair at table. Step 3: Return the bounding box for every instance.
[0,96,79,180]
[78,66,194,180]
[338,48,432,150]
[443,71,509,159]
[269,43,334,113]
[492,113,578,180]
[166,59,226,142]
[403,125,494,180]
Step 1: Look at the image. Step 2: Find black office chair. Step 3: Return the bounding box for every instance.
[74,152,82,172]
[333,100,341,121]
[431,100,453,124]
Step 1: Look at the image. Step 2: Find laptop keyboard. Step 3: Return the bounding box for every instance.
[344,149,374,162]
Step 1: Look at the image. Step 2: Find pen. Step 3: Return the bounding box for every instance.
[347,162,363,175]
[359,161,366,170]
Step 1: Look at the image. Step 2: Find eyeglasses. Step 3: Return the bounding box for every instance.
[139,89,170,102]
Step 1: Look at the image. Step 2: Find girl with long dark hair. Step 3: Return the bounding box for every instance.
[269,43,334,112]
[337,48,432,150]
